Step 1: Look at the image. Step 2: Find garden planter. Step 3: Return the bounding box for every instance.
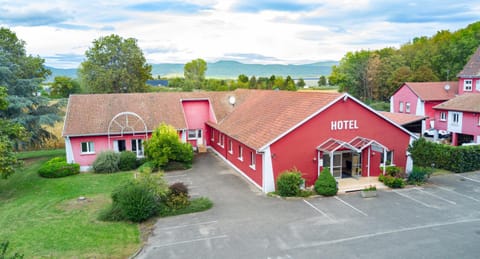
[361,190,377,198]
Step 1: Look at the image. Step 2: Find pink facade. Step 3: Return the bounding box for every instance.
[391,86,418,115]
[69,133,149,168]
[182,100,215,147]
[458,78,480,95]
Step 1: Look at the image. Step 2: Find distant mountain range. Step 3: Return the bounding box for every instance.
[45,60,337,82]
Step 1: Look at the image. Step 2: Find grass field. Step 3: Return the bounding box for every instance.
[1,152,140,258]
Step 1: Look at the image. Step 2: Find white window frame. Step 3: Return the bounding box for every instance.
[477,79,480,92]
[452,112,460,125]
[217,133,224,147]
[81,141,94,154]
[188,129,202,140]
[228,139,233,154]
[399,101,404,112]
[477,116,480,126]
[381,150,394,166]
[211,129,215,141]
[440,112,446,121]
[238,146,243,161]
[405,102,411,113]
[249,152,256,170]
[131,139,144,157]
[464,79,473,91]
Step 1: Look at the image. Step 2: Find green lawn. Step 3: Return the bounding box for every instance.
[0,156,140,258]
[15,149,66,160]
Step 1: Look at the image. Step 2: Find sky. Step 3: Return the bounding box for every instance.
[0,0,479,68]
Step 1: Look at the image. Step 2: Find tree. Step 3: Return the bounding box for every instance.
[296,78,306,88]
[0,27,61,149]
[0,87,26,179]
[285,76,296,91]
[50,76,80,98]
[248,76,257,89]
[144,124,193,169]
[79,34,152,93]
[318,75,327,86]
[184,58,207,89]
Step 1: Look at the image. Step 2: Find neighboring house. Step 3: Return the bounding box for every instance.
[432,47,480,145]
[390,81,458,131]
[63,89,417,193]
[379,112,426,135]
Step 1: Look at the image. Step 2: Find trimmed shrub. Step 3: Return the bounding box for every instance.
[38,157,80,178]
[118,151,138,171]
[111,181,158,222]
[407,166,434,185]
[276,169,303,197]
[314,167,338,196]
[379,174,405,188]
[138,161,157,174]
[92,151,120,173]
[165,192,190,211]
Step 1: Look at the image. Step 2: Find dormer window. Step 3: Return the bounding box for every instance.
[464,80,472,91]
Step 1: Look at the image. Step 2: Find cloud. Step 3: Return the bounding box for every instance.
[43,53,85,68]
[0,8,71,26]
[233,1,320,12]
[126,1,209,13]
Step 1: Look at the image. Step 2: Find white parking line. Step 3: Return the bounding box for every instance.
[303,199,335,222]
[432,184,480,203]
[152,235,228,248]
[458,175,480,183]
[293,217,480,248]
[414,188,456,205]
[157,220,218,231]
[393,190,436,209]
[334,196,368,216]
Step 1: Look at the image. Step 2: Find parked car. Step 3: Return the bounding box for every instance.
[423,129,450,138]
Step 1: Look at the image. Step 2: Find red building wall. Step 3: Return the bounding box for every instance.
[269,98,412,186]
[425,101,443,128]
[207,127,263,187]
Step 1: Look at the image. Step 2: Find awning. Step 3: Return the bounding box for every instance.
[317,136,389,153]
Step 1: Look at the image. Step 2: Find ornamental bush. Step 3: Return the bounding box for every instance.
[144,123,194,169]
[38,157,80,178]
[118,151,138,171]
[276,169,304,197]
[379,174,405,188]
[92,151,120,173]
[169,182,189,196]
[314,167,338,196]
[111,181,158,222]
[407,166,434,185]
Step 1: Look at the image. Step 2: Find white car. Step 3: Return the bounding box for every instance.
[423,129,450,138]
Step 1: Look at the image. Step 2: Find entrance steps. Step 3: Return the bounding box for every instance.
[337,177,387,194]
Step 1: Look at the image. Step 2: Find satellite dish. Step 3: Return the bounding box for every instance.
[228,95,236,106]
[444,84,451,91]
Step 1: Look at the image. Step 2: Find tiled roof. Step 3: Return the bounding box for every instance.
[379,112,425,125]
[457,46,480,78]
[402,82,458,101]
[63,90,253,136]
[433,93,480,113]
[207,90,342,150]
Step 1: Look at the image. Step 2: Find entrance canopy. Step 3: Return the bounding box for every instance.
[317,137,389,153]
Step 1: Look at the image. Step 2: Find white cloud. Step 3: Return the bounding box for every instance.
[1,0,478,68]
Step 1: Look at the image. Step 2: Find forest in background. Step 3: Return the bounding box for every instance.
[329,21,480,102]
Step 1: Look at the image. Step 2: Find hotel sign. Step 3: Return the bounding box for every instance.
[331,120,359,131]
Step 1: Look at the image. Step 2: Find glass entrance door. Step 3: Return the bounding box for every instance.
[332,153,342,178]
[351,153,362,177]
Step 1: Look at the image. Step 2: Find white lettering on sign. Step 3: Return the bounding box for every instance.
[331,120,359,131]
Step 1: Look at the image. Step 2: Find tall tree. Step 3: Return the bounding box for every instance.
[0,27,61,149]
[79,34,152,93]
[184,58,207,89]
[50,76,80,98]
[318,75,327,86]
[0,87,26,178]
[296,78,306,88]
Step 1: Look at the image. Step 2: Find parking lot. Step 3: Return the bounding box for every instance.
[136,152,480,259]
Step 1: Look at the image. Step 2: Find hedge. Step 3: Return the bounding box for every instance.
[409,138,480,173]
[38,157,80,178]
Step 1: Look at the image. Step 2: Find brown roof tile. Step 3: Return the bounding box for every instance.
[457,46,480,78]
[403,81,458,101]
[433,93,480,113]
[208,90,342,150]
[63,90,253,136]
[379,112,425,125]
